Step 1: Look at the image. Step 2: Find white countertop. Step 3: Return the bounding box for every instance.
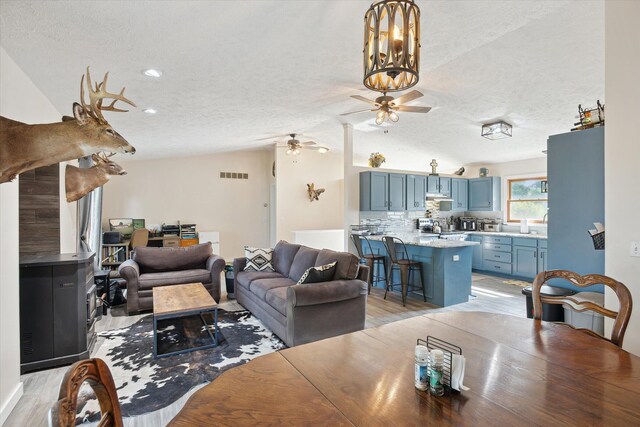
[367,234,480,248]
[467,231,547,239]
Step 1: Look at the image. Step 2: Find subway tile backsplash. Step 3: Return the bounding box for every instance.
[359,201,465,234]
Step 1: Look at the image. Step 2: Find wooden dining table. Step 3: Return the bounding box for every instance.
[169,312,640,426]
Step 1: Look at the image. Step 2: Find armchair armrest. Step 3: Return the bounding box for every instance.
[118,259,139,281]
[356,265,370,283]
[287,280,367,308]
[118,260,140,314]
[205,255,226,303]
[233,257,247,273]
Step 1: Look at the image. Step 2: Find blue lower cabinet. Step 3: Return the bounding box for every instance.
[512,246,538,280]
[469,236,483,269]
[483,260,512,275]
[537,247,548,274]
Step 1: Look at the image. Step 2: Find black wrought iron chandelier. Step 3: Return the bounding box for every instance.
[363,0,421,93]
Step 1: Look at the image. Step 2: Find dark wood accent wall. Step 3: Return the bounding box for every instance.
[19,164,61,256]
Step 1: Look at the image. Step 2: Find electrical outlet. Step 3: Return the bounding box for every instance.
[453,255,460,261]
[631,242,640,257]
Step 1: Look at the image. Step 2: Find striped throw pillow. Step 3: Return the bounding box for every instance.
[244,247,274,272]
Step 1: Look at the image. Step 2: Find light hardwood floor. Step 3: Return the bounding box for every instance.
[5,273,528,427]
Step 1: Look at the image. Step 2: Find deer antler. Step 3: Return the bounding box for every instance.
[80,67,136,124]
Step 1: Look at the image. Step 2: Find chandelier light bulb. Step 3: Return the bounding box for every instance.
[286,148,292,155]
[376,110,385,120]
[375,116,384,125]
[389,111,399,122]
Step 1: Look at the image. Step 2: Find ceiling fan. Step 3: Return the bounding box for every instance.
[260,133,329,156]
[341,90,431,125]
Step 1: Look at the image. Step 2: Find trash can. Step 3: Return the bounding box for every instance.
[224,264,235,299]
[522,285,575,321]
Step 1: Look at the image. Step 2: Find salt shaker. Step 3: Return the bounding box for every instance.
[429,349,445,396]
[414,345,429,391]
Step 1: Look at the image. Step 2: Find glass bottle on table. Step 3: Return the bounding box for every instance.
[429,349,445,396]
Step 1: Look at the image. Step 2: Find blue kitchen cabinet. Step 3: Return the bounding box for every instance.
[406,174,427,211]
[360,171,389,211]
[468,177,501,211]
[442,178,468,212]
[388,173,407,211]
[469,235,483,269]
[427,176,451,195]
[512,245,538,280]
[537,247,548,274]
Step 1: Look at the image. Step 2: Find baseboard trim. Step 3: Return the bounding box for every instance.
[0,381,24,426]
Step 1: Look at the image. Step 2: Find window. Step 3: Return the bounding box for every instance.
[507,177,548,223]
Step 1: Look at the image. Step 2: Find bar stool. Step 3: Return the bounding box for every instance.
[382,236,426,306]
[350,234,387,295]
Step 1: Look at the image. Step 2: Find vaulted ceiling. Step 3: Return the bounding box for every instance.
[0,0,603,172]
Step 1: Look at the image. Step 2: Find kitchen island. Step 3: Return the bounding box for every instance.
[364,234,479,307]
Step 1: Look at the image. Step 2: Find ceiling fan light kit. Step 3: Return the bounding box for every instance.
[273,134,329,156]
[481,121,513,140]
[363,0,421,93]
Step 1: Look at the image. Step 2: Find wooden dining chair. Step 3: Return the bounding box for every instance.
[129,228,149,251]
[50,358,123,427]
[532,269,633,347]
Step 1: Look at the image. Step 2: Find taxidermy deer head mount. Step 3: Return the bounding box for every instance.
[65,153,127,202]
[0,67,136,183]
[307,183,325,202]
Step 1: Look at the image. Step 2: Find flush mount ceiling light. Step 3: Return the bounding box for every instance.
[363,0,421,93]
[142,69,162,78]
[143,108,157,114]
[481,121,513,140]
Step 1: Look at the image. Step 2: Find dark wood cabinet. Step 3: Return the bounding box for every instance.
[19,253,97,373]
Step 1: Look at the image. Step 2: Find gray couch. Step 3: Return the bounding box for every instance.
[119,242,225,314]
[234,240,369,347]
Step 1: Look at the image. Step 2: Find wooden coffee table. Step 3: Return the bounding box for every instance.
[152,283,219,359]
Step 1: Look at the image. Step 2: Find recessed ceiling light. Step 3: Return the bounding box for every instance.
[143,108,157,114]
[142,69,162,78]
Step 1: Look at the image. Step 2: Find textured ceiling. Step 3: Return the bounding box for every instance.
[0,0,604,172]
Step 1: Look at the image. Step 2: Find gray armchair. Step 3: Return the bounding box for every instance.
[119,242,225,314]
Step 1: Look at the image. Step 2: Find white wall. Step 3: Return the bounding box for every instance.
[275,150,345,244]
[0,47,68,424]
[101,151,272,260]
[604,1,640,356]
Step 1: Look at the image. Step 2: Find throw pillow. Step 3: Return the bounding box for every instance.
[297,262,337,285]
[244,247,274,272]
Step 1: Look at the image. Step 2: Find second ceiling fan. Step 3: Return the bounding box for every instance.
[341,90,431,125]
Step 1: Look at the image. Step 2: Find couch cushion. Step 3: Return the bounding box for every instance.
[265,287,288,316]
[138,269,211,290]
[236,271,285,290]
[249,277,296,300]
[133,242,212,273]
[288,246,320,282]
[315,249,360,280]
[272,240,301,276]
[297,262,337,285]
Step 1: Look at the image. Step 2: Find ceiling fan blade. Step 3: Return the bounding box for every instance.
[350,95,380,106]
[300,141,317,146]
[255,134,290,141]
[308,146,330,152]
[391,90,424,106]
[395,105,432,113]
[340,108,377,116]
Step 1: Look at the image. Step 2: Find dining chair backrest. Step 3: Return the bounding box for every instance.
[130,228,149,250]
[532,269,633,347]
[350,234,365,258]
[382,236,409,263]
[50,358,123,427]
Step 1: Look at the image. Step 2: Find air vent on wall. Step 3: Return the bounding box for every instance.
[220,172,249,179]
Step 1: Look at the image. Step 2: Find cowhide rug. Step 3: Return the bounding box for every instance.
[77,309,285,424]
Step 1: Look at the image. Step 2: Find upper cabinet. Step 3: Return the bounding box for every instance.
[427,176,451,196]
[360,171,406,211]
[406,174,427,211]
[468,177,501,211]
[442,178,468,212]
[388,173,407,211]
